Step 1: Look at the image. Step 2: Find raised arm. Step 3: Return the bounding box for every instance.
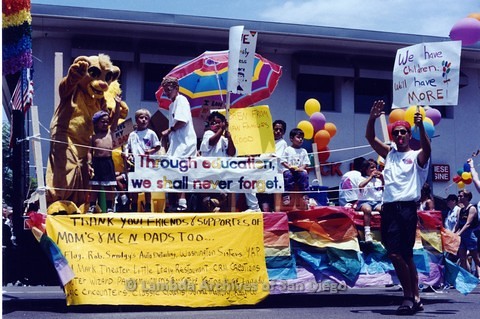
[414,109,431,168]
[467,158,480,193]
[109,95,122,133]
[366,100,390,159]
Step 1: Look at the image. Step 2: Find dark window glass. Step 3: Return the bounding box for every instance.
[354,78,392,114]
[143,63,176,101]
[296,74,335,111]
[434,105,452,119]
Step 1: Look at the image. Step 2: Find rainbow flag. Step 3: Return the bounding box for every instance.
[2,0,33,75]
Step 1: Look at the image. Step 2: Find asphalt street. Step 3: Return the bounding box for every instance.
[3,285,480,319]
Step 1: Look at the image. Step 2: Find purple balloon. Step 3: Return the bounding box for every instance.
[310,112,326,132]
[426,108,441,126]
[450,17,480,45]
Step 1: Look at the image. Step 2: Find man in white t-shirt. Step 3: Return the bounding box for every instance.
[367,101,431,315]
[161,76,197,211]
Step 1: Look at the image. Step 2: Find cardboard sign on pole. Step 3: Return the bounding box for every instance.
[392,41,461,108]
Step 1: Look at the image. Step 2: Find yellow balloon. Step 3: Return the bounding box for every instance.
[304,98,321,116]
[457,181,465,189]
[404,105,426,126]
[297,120,314,139]
[324,122,337,138]
[388,108,406,123]
[462,171,472,180]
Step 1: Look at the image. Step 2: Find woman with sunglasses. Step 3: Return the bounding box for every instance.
[366,101,431,315]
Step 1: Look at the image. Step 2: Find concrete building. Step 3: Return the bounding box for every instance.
[26,4,480,201]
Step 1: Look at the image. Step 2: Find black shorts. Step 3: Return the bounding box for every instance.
[380,201,418,258]
[90,157,117,186]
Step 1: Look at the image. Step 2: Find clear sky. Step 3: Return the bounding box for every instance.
[31,0,479,38]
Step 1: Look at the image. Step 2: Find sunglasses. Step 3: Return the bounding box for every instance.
[162,83,177,89]
[392,129,408,136]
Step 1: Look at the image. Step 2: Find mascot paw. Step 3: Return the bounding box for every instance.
[71,60,89,77]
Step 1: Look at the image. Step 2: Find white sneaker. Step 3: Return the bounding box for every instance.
[365,232,373,242]
[243,208,261,212]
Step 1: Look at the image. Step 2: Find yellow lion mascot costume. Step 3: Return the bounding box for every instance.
[46,54,128,207]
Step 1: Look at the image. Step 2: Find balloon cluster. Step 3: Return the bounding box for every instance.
[387,105,440,150]
[449,13,480,45]
[297,98,337,163]
[453,163,473,189]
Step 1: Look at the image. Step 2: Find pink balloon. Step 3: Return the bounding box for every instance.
[310,112,326,132]
[450,17,480,45]
[425,108,441,126]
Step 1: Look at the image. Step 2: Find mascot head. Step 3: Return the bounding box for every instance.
[74,54,120,99]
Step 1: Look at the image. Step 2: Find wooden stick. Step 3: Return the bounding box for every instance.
[312,143,323,185]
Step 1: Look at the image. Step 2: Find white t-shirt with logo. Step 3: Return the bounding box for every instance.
[382,147,429,203]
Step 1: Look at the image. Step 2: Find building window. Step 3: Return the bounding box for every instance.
[433,105,452,119]
[354,78,392,114]
[143,63,176,101]
[296,74,335,111]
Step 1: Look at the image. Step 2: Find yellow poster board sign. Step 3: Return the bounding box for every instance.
[46,212,269,306]
[222,105,275,156]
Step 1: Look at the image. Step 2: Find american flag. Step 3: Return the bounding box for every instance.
[10,68,34,113]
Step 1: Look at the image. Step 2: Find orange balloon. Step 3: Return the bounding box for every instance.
[314,130,331,149]
[467,13,480,21]
[324,122,337,138]
[388,108,406,123]
[317,147,330,163]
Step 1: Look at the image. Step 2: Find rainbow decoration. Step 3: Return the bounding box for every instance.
[2,0,33,75]
[265,208,479,295]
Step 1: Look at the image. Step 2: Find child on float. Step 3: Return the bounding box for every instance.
[199,111,236,212]
[87,96,122,213]
[281,128,310,210]
[258,119,287,212]
[126,108,161,212]
[357,158,384,242]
